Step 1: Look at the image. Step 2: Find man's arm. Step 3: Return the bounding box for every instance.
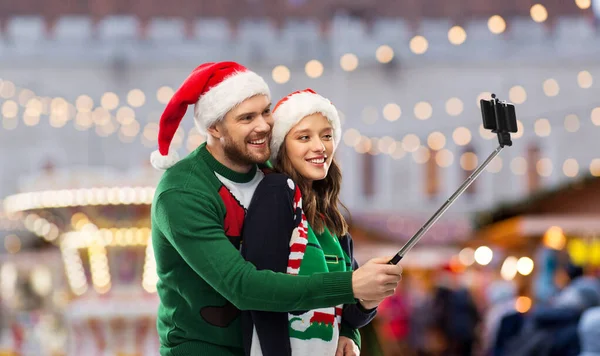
[154,188,356,312]
[339,234,378,328]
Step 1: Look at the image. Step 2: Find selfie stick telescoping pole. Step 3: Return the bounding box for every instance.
[388,94,517,265]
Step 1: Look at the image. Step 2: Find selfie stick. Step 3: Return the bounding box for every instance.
[388,94,518,265]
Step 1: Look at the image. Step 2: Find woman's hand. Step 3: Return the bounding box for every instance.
[336,336,360,356]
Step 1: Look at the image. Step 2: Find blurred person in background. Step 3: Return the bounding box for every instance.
[482,280,518,356]
[376,277,411,356]
[239,89,381,356]
[429,264,480,356]
[578,305,600,356]
[503,276,600,356]
[150,62,403,355]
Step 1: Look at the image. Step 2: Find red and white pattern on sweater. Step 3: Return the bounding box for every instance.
[287,185,308,275]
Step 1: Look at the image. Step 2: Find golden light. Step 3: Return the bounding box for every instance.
[536,158,553,177]
[4,235,21,254]
[414,101,433,120]
[101,92,120,110]
[391,144,406,160]
[577,71,593,89]
[460,152,478,171]
[500,256,518,281]
[458,248,475,266]
[445,97,463,116]
[427,132,446,150]
[30,266,53,297]
[18,89,35,106]
[49,113,67,128]
[377,136,397,154]
[576,0,592,9]
[75,95,94,112]
[343,128,362,147]
[50,97,69,116]
[91,107,111,126]
[402,134,421,153]
[488,15,507,34]
[412,146,431,164]
[120,120,141,138]
[448,26,467,45]
[366,137,379,155]
[511,157,527,175]
[156,86,174,104]
[23,110,40,127]
[383,103,401,121]
[543,226,566,250]
[591,107,600,126]
[116,106,135,125]
[272,65,291,84]
[486,156,503,173]
[564,114,580,132]
[0,80,16,98]
[409,36,429,55]
[143,123,159,142]
[376,45,394,63]
[435,149,454,167]
[26,98,42,114]
[515,296,532,313]
[355,136,372,154]
[563,158,579,177]
[340,53,359,72]
[543,79,560,97]
[305,60,324,78]
[127,89,146,107]
[509,86,527,104]
[2,100,19,118]
[534,118,551,137]
[474,246,493,265]
[95,121,117,137]
[591,159,600,177]
[452,127,472,146]
[517,257,534,275]
[530,4,548,23]
[74,112,93,131]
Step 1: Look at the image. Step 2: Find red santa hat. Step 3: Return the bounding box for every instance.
[150,61,271,170]
[270,89,341,164]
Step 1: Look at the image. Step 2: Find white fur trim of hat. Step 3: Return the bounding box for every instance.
[193,70,270,135]
[270,89,341,164]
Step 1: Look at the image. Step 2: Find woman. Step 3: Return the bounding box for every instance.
[240,89,378,356]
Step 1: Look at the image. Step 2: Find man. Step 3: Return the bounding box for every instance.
[150,61,403,355]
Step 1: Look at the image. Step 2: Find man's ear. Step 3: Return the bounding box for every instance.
[206,122,223,139]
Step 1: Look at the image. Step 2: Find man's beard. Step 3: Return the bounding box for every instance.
[222,134,270,167]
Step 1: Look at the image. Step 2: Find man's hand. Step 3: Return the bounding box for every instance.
[336,336,360,356]
[351,256,402,301]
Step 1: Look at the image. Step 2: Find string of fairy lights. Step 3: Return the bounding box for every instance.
[1,66,598,179]
[0,0,598,180]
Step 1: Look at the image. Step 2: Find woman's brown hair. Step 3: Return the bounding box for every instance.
[274,143,349,237]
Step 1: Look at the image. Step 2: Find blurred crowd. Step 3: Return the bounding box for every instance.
[371,259,600,356]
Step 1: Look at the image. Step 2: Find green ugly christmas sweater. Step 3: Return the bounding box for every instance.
[150,143,357,356]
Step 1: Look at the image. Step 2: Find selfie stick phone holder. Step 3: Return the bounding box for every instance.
[388,94,518,265]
